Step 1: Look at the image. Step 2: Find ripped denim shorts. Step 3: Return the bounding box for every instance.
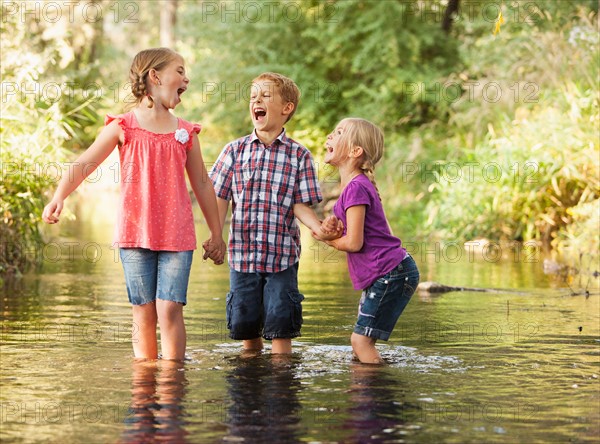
[354,254,420,341]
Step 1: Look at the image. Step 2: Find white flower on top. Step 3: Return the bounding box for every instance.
[174,128,189,144]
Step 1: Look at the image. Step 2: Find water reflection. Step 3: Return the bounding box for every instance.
[119,360,188,443]
[224,352,303,443]
[344,363,421,443]
[4,202,599,443]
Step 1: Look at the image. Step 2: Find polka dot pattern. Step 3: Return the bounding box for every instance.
[105,112,201,251]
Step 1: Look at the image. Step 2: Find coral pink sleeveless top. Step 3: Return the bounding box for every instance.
[105,112,201,251]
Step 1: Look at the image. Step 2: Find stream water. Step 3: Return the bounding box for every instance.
[1,199,598,443]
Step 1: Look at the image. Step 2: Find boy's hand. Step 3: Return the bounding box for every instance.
[202,236,227,265]
[42,199,63,224]
[313,215,344,241]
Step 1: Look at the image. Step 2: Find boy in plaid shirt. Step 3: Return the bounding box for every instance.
[210,72,340,354]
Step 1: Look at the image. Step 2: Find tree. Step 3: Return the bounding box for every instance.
[179,0,461,139]
[160,0,178,48]
[442,0,460,33]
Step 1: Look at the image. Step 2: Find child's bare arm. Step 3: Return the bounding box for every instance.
[42,120,122,224]
[186,135,226,265]
[293,203,322,233]
[294,203,343,240]
[323,205,365,252]
[215,197,229,232]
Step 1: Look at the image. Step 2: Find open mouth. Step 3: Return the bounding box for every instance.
[253,107,267,121]
[177,87,186,98]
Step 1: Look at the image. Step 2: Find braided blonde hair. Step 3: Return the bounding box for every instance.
[127,47,180,110]
[338,118,385,199]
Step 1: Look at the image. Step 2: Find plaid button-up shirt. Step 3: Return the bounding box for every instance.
[209,130,322,273]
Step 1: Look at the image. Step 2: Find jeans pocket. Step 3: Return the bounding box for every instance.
[403,276,418,298]
[226,291,234,330]
[402,266,420,298]
[287,291,305,331]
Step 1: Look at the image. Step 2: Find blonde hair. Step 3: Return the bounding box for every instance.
[338,118,385,197]
[252,72,300,122]
[127,47,181,110]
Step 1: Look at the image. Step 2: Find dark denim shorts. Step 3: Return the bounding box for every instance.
[354,254,419,341]
[120,248,193,306]
[227,263,304,340]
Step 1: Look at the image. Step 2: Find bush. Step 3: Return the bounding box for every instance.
[0,6,103,278]
[421,8,599,268]
[424,86,599,244]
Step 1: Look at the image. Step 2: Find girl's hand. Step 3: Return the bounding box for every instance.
[202,236,226,265]
[313,216,344,241]
[42,199,64,224]
[321,215,339,234]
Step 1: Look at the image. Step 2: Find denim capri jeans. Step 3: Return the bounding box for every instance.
[120,248,194,306]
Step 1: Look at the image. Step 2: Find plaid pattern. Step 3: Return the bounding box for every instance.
[210,130,322,273]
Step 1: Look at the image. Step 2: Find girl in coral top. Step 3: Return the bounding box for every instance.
[42,48,226,361]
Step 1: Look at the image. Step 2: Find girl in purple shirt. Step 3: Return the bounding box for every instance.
[317,118,420,364]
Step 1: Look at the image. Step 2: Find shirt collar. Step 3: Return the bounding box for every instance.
[250,128,287,146]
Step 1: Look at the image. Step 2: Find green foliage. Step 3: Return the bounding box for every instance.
[0,4,104,277]
[178,0,460,147]
[2,0,598,277]
[554,199,600,268]
[422,4,599,266]
[181,0,599,269]
[1,151,57,277]
[424,85,599,242]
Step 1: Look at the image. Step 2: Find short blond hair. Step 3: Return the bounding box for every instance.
[252,72,300,122]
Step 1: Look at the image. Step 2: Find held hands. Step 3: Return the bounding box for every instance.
[42,199,64,224]
[202,236,227,265]
[313,215,344,241]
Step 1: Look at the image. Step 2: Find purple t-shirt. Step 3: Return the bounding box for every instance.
[333,174,407,290]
